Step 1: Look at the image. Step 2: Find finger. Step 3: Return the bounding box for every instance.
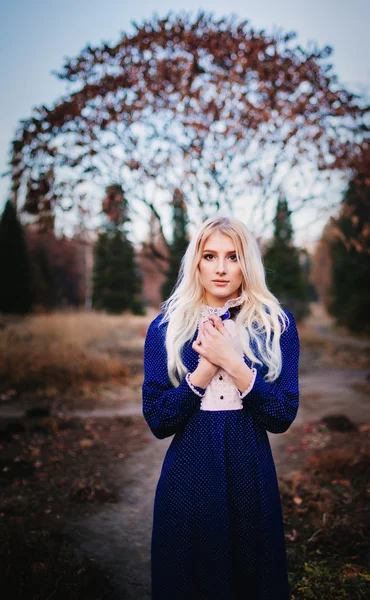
[213,318,226,335]
[204,320,224,339]
[197,321,208,340]
[196,327,207,344]
[198,324,207,343]
[192,340,206,356]
[202,321,215,339]
[208,315,218,323]
[207,316,219,328]
[221,320,234,339]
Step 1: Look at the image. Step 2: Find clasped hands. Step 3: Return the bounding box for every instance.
[192,316,239,374]
[189,316,253,390]
[190,316,252,390]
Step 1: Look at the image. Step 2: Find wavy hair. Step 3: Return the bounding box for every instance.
[159,215,289,386]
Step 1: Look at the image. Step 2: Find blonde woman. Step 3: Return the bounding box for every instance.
[142,215,300,600]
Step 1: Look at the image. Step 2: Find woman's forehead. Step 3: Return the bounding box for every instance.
[202,231,235,250]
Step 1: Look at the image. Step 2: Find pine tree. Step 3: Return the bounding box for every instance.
[92,229,144,314]
[92,183,144,314]
[92,231,109,310]
[263,194,309,319]
[161,189,189,300]
[328,175,370,333]
[29,239,57,309]
[0,200,33,314]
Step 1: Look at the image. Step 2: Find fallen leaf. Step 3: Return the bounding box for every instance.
[32,562,47,573]
[49,455,63,463]
[286,445,298,452]
[331,479,351,487]
[79,438,94,448]
[359,423,370,432]
[286,529,299,541]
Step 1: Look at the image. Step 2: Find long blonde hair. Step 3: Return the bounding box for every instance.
[160,215,289,386]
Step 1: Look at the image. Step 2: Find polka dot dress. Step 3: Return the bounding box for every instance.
[142,309,300,600]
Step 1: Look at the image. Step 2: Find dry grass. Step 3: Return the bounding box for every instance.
[0,309,153,390]
[305,446,361,473]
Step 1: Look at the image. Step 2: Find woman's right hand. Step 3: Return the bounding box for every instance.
[189,320,220,388]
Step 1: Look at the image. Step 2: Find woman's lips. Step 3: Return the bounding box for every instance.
[212,280,229,286]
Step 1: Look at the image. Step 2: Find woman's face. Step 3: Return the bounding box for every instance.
[198,231,243,307]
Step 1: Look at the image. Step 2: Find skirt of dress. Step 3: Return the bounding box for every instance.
[151,409,290,600]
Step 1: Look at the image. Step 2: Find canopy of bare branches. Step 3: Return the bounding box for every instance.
[5,10,370,234]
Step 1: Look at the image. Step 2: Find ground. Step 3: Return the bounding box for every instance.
[0,304,369,599]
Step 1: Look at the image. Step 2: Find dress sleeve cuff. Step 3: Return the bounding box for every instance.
[185,372,206,397]
[238,367,257,398]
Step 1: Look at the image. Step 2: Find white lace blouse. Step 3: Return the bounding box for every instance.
[185,295,257,411]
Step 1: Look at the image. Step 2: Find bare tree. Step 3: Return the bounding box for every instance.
[5,10,370,240]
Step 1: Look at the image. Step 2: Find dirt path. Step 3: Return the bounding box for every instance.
[63,432,168,599]
[272,349,370,477]
[304,302,370,349]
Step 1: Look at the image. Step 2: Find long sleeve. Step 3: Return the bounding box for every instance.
[142,316,204,439]
[243,310,300,434]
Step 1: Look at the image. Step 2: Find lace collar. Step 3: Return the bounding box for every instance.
[200,293,245,320]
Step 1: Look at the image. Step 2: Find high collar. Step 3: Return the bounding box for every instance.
[200,293,245,319]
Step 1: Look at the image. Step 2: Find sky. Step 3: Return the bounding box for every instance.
[1,0,369,247]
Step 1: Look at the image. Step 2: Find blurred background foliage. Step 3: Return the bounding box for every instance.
[0,10,369,331]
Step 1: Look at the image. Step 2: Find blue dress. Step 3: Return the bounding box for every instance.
[142,309,300,600]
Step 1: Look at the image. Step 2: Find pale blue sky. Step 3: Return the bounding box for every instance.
[1,0,369,244]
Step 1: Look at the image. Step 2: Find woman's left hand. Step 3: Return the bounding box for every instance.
[192,316,241,370]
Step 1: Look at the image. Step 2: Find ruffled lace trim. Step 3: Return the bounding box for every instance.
[238,367,257,398]
[200,293,246,321]
[185,372,206,397]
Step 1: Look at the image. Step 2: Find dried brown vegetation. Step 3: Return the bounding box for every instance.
[0,311,151,391]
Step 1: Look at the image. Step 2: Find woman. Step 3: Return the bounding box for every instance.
[142,215,300,600]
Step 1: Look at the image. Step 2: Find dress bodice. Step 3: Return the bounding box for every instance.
[183,294,257,410]
[199,319,246,411]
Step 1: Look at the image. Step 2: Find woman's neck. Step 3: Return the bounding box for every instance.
[203,292,240,308]
[201,293,244,310]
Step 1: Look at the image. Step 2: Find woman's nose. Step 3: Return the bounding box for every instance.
[216,260,227,274]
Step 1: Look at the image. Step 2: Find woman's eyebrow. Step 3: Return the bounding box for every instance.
[203,249,236,253]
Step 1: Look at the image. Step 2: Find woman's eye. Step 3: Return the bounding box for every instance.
[203,253,237,261]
